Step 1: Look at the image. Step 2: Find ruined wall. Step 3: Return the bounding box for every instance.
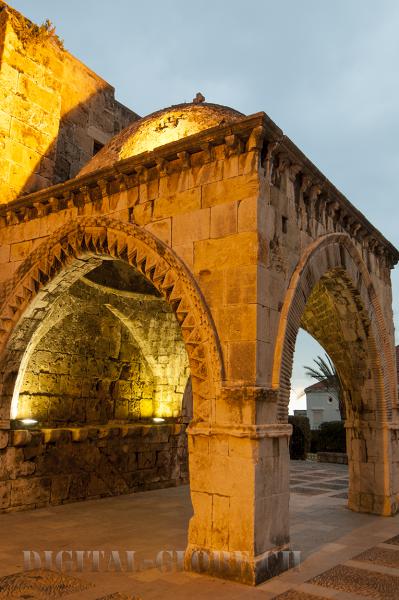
[0,1,138,204]
[0,423,188,511]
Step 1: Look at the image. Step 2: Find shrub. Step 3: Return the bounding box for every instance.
[318,421,346,453]
[288,416,311,460]
[310,429,321,453]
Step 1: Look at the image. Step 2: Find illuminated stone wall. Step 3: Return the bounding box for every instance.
[17,309,155,426]
[16,277,190,425]
[0,269,191,511]
[0,2,137,204]
[0,87,397,582]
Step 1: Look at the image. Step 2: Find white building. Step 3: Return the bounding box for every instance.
[304,381,341,429]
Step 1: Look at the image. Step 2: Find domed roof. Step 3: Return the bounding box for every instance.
[79,101,244,175]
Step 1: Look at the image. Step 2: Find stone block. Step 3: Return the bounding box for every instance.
[145,218,171,246]
[0,431,8,449]
[139,450,158,469]
[211,493,230,549]
[216,304,257,343]
[0,481,11,509]
[224,265,258,304]
[51,475,70,504]
[238,196,258,232]
[189,490,213,547]
[210,201,237,238]
[228,493,253,552]
[172,243,194,268]
[202,173,259,208]
[227,341,257,383]
[194,231,259,272]
[172,208,210,246]
[11,477,51,506]
[10,118,51,155]
[10,240,32,261]
[154,187,201,220]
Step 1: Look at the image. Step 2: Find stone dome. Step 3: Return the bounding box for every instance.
[79,102,244,175]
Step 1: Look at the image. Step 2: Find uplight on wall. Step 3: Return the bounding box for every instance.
[16,419,39,428]
[152,417,165,423]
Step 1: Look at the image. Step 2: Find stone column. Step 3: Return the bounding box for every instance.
[185,387,293,585]
[346,421,399,516]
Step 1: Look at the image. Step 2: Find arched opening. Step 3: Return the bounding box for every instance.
[2,256,191,504]
[13,260,190,428]
[0,218,223,513]
[274,234,398,517]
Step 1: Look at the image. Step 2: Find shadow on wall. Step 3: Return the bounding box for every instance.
[21,90,137,198]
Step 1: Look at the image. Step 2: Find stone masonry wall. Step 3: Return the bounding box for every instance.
[0,423,188,512]
[3,270,190,512]
[17,308,155,426]
[16,277,190,425]
[0,2,138,204]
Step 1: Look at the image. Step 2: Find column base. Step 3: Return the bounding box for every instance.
[184,543,296,585]
[348,491,399,516]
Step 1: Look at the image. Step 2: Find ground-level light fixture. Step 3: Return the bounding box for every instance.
[152,417,165,423]
[17,419,39,428]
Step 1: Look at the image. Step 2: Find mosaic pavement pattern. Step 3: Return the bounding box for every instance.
[309,563,399,599]
[96,594,142,600]
[0,568,92,599]
[354,546,399,569]
[278,531,399,599]
[289,461,349,497]
[278,463,399,598]
[275,591,328,599]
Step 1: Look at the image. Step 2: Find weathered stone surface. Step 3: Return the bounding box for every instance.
[0,1,138,204]
[0,4,397,588]
[11,477,51,506]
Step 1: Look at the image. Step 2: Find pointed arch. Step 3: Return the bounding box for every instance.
[272,233,397,424]
[0,216,224,424]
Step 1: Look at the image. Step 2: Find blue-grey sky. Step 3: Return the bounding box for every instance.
[9,0,399,409]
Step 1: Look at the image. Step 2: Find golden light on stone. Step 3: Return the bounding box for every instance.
[79,102,243,175]
[120,105,236,159]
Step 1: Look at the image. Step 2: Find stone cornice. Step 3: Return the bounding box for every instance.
[187,422,292,439]
[0,111,397,266]
[269,136,399,266]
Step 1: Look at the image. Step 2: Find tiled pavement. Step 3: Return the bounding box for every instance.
[0,461,399,599]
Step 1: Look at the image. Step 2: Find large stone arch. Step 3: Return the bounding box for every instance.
[272,233,398,515]
[0,216,224,426]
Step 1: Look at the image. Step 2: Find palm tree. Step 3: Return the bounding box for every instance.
[304,354,345,420]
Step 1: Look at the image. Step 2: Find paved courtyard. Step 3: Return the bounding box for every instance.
[0,460,399,599]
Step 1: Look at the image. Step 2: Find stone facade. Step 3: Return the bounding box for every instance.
[0,3,398,588]
[0,2,137,204]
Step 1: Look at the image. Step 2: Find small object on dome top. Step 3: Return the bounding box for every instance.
[193,92,205,104]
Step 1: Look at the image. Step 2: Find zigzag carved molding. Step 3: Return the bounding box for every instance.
[0,217,223,414]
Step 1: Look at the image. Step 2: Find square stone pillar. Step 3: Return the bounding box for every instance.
[185,387,293,585]
[346,422,399,516]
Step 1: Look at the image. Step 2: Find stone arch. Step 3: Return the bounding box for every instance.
[0,216,224,425]
[272,233,396,425]
[272,233,398,515]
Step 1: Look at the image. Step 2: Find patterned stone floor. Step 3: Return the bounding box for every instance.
[0,461,398,599]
